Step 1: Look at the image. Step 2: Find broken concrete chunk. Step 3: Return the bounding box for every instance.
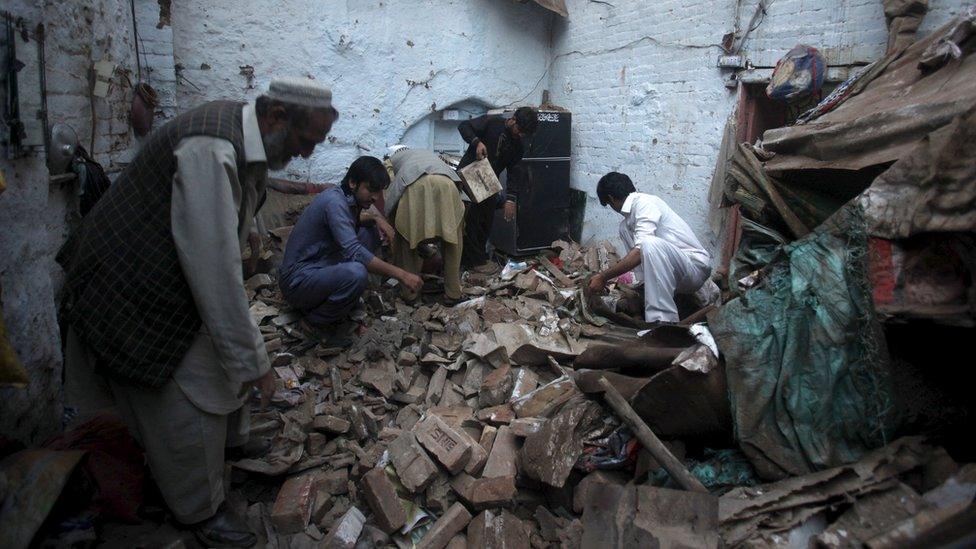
[414,414,473,475]
[321,506,366,549]
[417,502,473,549]
[468,509,530,549]
[388,431,439,493]
[313,415,351,435]
[270,474,315,534]
[361,467,406,534]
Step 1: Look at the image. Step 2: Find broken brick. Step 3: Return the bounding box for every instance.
[509,368,539,401]
[508,418,545,438]
[417,502,472,549]
[479,425,498,455]
[511,376,579,419]
[427,366,449,404]
[389,431,439,493]
[452,473,517,510]
[467,509,529,549]
[572,470,629,514]
[446,534,467,549]
[360,367,394,397]
[479,364,513,407]
[482,426,519,479]
[270,474,316,534]
[321,506,366,549]
[318,468,349,496]
[429,405,475,427]
[415,414,473,474]
[476,404,515,425]
[313,415,351,434]
[361,467,406,534]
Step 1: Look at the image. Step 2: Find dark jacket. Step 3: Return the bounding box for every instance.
[57,101,248,387]
[458,114,526,203]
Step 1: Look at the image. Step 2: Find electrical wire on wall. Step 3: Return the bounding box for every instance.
[732,0,773,55]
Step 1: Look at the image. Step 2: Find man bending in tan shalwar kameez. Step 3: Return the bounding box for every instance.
[384,147,465,303]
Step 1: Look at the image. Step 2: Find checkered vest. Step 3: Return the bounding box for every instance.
[57,100,248,387]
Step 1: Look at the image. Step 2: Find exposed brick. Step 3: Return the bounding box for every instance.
[314,415,351,434]
[414,414,473,474]
[361,467,407,534]
[467,510,530,549]
[389,431,439,493]
[417,502,473,549]
[321,506,366,549]
[270,474,316,534]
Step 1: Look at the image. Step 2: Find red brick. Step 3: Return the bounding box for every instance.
[271,474,316,534]
[417,502,472,549]
[414,415,472,474]
[467,509,530,549]
[389,431,439,493]
[362,467,406,534]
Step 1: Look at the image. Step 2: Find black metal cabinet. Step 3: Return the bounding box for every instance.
[491,110,572,256]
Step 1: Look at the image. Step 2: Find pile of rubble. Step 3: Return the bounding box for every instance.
[235,238,716,548]
[228,227,976,549]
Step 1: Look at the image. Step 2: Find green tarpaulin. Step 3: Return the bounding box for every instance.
[711,203,899,480]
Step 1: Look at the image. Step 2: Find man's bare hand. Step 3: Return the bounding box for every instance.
[254,370,276,409]
[587,273,607,295]
[503,200,516,221]
[376,218,396,245]
[476,141,487,160]
[401,271,424,294]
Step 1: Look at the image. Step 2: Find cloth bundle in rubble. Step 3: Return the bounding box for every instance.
[766,44,826,103]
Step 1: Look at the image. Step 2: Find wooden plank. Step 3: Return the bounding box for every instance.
[738,143,809,239]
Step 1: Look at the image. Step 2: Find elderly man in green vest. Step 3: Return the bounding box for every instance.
[57,78,336,547]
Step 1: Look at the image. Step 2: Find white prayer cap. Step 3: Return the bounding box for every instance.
[266,77,333,109]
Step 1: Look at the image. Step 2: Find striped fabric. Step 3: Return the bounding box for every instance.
[57,101,247,387]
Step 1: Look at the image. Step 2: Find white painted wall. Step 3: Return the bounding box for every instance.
[1,0,139,444]
[170,0,554,185]
[548,0,967,255]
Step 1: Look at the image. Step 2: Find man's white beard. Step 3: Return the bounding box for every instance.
[263,128,291,170]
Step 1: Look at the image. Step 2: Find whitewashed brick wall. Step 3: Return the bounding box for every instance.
[0,0,139,444]
[169,0,555,185]
[549,0,967,253]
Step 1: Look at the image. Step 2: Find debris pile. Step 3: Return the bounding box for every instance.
[232,237,733,548]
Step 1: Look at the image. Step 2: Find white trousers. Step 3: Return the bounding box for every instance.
[619,225,711,323]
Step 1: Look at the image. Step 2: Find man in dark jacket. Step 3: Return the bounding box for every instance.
[457,106,538,270]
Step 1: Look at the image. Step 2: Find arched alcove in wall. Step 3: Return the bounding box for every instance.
[399,99,490,155]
